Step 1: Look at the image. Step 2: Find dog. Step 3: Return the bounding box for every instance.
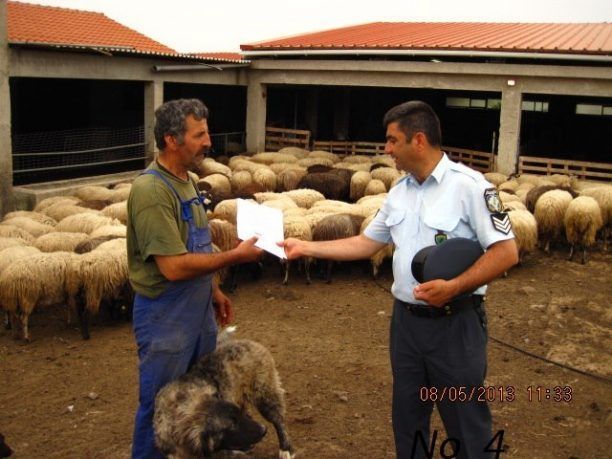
[154,335,294,459]
[0,433,13,458]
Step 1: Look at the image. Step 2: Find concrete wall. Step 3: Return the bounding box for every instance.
[0,1,13,215]
[245,59,612,170]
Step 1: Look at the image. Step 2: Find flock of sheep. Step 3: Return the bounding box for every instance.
[0,145,610,342]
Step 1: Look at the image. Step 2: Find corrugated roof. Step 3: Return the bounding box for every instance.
[7,1,180,56]
[241,22,612,55]
[7,0,248,64]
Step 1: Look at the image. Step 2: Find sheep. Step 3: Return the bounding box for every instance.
[55,213,122,234]
[371,155,395,169]
[93,237,127,253]
[74,235,123,254]
[208,218,238,291]
[78,199,113,210]
[282,189,325,209]
[252,167,278,192]
[65,247,131,339]
[269,162,304,175]
[199,173,232,196]
[507,210,538,264]
[350,171,372,201]
[526,185,578,213]
[278,146,309,159]
[580,185,612,251]
[262,198,298,212]
[360,214,394,278]
[0,217,55,238]
[212,199,239,225]
[0,225,35,243]
[564,196,603,264]
[502,200,527,212]
[483,172,508,187]
[298,173,348,201]
[498,179,519,193]
[33,195,80,212]
[342,155,372,164]
[548,174,576,188]
[297,157,334,168]
[100,201,128,224]
[73,185,113,202]
[43,203,100,222]
[230,170,253,192]
[312,213,364,283]
[364,179,387,196]
[534,189,574,254]
[308,150,340,164]
[251,152,298,165]
[281,215,313,285]
[371,167,401,191]
[90,224,127,239]
[197,158,232,177]
[34,232,90,252]
[0,236,30,251]
[278,168,308,192]
[2,210,57,226]
[499,190,521,204]
[0,251,76,341]
[310,199,353,212]
[283,207,307,218]
[515,174,541,186]
[334,161,372,173]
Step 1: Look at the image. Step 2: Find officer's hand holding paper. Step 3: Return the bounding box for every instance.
[236,199,287,259]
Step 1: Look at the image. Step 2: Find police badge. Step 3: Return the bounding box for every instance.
[484,188,503,213]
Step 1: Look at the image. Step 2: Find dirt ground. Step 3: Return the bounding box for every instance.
[1,248,611,459]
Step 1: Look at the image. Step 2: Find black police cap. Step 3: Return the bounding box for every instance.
[411,238,484,284]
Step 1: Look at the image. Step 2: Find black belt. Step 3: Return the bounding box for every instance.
[396,295,484,319]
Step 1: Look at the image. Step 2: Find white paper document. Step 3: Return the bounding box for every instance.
[236,199,287,259]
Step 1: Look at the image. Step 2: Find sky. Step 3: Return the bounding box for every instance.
[19,0,612,53]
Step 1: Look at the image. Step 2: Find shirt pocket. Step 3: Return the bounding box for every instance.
[386,209,418,247]
[423,210,471,239]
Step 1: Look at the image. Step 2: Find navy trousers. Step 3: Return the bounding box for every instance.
[390,300,493,459]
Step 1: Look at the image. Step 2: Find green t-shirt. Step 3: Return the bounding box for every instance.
[126,161,208,298]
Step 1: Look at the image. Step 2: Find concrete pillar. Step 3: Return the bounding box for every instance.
[245,79,267,153]
[144,79,163,164]
[333,88,350,140]
[0,0,14,215]
[497,87,523,175]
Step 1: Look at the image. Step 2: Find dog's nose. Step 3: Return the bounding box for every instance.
[258,423,267,438]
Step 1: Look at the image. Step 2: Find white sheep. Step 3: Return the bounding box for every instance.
[0,225,35,243]
[43,203,99,222]
[281,215,313,285]
[308,151,340,164]
[350,171,372,201]
[2,211,57,226]
[278,146,309,159]
[73,185,113,201]
[251,152,298,165]
[0,245,41,275]
[483,172,508,187]
[34,232,90,252]
[252,168,277,192]
[55,213,122,234]
[342,155,372,164]
[33,195,80,212]
[579,185,612,251]
[109,186,131,203]
[0,217,55,238]
[564,196,603,264]
[360,214,394,278]
[364,179,387,196]
[534,189,574,254]
[198,158,232,177]
[200,173,232,196]
[297,157,334,168]
[90,224,127,239]
[507,210,538,264]
[282,189,325,209]
[0,236,30,251]
[371,167,401,191]
[498,179,519,193]
[0,251,76,341]
[100,201,128,224]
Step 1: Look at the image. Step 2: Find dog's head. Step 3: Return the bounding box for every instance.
[200,400,267,457]
[0,433,13,458]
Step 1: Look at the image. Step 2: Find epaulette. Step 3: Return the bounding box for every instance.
[447,159,485,182]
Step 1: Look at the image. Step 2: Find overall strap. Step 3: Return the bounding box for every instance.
[141,169,202,222]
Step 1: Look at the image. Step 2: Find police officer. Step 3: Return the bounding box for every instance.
[126,99,263,459]
[280,100,518,458]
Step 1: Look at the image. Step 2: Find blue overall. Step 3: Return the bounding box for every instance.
[131,170,217,459]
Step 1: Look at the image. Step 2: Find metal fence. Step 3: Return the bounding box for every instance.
[12,126,146,185]
[210,131,246,155]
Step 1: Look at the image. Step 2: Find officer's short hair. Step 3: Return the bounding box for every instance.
[154,98,209,151]
[383,100,442,147]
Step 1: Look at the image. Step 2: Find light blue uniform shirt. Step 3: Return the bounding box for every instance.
[364,154,514,304]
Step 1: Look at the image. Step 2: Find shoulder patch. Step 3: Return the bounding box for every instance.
[484,188,503,213]
[491,212,512,234]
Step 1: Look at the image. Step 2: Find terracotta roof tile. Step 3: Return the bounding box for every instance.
[241,22,612,55]
[7,1,176,56]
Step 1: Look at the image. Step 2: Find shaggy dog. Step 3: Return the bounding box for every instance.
[0,433,13,458]
[154,336,294,459]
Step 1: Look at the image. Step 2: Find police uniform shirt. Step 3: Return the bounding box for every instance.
[364,153,514,304]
